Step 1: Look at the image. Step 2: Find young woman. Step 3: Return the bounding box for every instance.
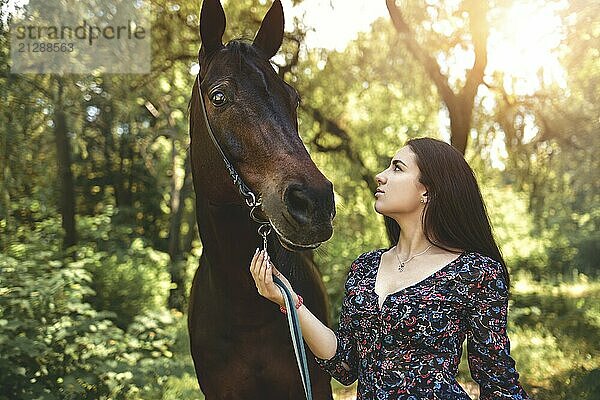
[250,137,531,399]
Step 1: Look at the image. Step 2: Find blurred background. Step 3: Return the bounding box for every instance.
[1,0,598,398]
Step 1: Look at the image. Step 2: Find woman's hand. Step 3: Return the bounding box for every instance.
[250,249,338,362]
[250,249,295,307]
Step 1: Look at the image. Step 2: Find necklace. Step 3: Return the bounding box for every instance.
[395,244,433,271]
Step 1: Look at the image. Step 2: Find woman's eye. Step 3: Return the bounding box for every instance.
[210,91,227,107]
[393,165,402,171]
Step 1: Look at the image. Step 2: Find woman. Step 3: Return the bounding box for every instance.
[250,137,531,399]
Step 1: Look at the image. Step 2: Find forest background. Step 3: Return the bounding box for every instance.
[1,0,598,399]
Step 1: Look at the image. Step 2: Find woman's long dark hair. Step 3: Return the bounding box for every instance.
[384,137,509,284]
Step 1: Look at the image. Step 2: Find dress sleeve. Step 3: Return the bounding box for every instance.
[466,258,531,399]
[314,261,360,386]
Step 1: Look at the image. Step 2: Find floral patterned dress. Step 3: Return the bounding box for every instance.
[315,249,531,400]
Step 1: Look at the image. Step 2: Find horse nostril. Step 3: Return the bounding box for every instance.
[284,185,313,226]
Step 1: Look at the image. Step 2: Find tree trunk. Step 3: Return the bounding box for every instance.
[386,0,489,155]
[53,78,77,249]
[447,99,472,154]
[167,146,193,311]
[101,80,117,206]
[117,124,133,209]
[181,198,198,256]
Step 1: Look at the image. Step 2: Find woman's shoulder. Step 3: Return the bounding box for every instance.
[457,251,506,283]
[457,252,509,301]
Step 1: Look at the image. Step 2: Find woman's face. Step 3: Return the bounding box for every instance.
[374,146,428,217]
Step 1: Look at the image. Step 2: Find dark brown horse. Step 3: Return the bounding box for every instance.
[188,0,336,398]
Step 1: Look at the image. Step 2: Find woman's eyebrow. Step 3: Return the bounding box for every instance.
[392,159,408,168]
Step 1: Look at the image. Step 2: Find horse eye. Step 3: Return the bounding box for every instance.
[210,91,227,107]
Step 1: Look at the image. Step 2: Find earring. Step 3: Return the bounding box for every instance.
[420,198,426,203]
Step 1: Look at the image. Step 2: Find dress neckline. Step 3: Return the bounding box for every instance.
[373,248,466,311]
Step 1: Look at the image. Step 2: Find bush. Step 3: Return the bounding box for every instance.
[75,209,171,328]
[0,215,196,399]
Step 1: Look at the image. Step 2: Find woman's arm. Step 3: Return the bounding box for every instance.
[466,257,531,400]
[250,249,358,385]
[249,249,337,359]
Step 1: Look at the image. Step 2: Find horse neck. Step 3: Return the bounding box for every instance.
[195,196,313,301]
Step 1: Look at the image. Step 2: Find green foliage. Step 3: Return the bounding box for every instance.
[75,208,171,328]
[0,217,197,400]
[480,183,549,275]
[298,18,440,164]
[508,278,600,399]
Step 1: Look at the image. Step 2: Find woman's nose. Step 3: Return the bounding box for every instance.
[375,172,386,185]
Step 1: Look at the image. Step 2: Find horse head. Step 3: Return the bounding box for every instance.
[192,0,335,251]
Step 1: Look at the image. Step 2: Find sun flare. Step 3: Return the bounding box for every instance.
[488,0,567,95]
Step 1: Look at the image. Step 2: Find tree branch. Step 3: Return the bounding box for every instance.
[386,0,491,154]
[385,0,455,106]
[302,104,377,193]
[460,0,489,103]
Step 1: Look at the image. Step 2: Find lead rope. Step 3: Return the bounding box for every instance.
[197,76,313,400]
[260,229,313,400]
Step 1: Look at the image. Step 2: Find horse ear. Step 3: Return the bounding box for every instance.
[253,0,284,59]
[200,0,226,56]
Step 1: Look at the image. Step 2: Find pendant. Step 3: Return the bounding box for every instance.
[398,262,406,272]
